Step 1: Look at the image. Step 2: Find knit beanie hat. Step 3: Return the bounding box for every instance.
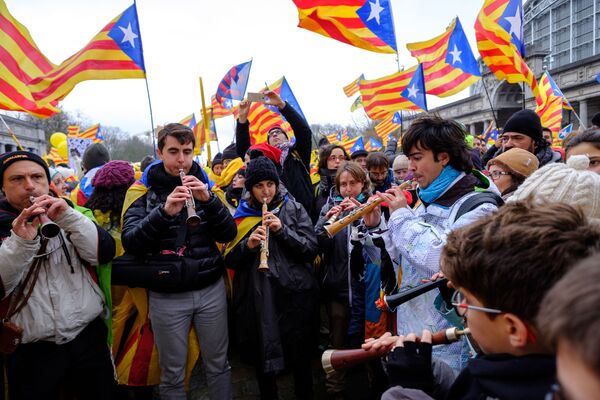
[393,154,409,170]
[222,143,238,161]
[503,109,543,142]
[212,152,223,168]
[92,160,135,189]
[48,167,61,181]
[487,148,539,179]
[247,143,282,165]
[351,149,368,159]
[509,155,600,224]
[244,156,279,191]
[82,143,110,171]
[0,151,50,187]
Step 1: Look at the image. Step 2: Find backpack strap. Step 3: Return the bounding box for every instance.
[452,192,504,223]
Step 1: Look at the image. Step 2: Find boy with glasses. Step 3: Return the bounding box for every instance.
[364,201,600,400]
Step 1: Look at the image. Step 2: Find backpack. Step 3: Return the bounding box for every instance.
[452,191,504,223]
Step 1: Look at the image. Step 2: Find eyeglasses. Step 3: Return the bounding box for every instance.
[489,170,511,180]
[268,129,285,137]
[328,155,346,162]
[369,170,388,178]
[451,291,503,317]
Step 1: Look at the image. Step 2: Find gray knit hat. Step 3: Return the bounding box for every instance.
[509,155,600,224]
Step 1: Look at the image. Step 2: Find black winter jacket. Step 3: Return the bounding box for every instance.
[235,102,314,217]
[121,162,236,291]
[225,194,318,373]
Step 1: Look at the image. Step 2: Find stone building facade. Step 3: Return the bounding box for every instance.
[0,114,47,155]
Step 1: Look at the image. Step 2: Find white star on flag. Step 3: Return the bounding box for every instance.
[118,22,138,48]
[407,84,419,99]
[449,44,462,64]
[504,6,522,41]
[367,0,384,25]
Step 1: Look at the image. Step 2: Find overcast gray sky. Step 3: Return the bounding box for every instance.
[7,0,484,147]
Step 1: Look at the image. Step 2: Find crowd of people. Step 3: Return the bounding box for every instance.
[0,90,599,400]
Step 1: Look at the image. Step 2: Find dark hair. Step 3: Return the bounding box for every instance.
[565,129,600,156]
[84,186,130,227]
[538,255,600,377]
[157,123,195,151]
[318,144,349,170]
[334,161,371,195]
[441,201,600,326]
[542,127,552,135]
[140,155,155,172]
[401,115,473,172]
[366,152,389,170]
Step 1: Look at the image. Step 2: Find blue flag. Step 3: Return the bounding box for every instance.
[401,64,428,111]
[368,137,383,150]
[215,60,252,103]
[356,0,398,52]
[392,111,402,124]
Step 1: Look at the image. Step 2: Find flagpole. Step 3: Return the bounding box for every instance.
[131,0,156,156]
[199,77,212,167]
[481,78,499,131]
[0,114,24,151]
[210,108,221,152]
[570,108,587,130]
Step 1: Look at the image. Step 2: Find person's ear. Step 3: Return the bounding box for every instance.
[438,152,450,167]
[156,147,164,161]
[503,313,530,348]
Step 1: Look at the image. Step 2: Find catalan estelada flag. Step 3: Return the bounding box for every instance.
[365,137,383,151]
[359,66,420,120]
[0,0,60,117]
[326,132,339,143]
[215,60,252,103]
[247,77,305,145]
[536,95,563,136]
[67,125,80,138]
[293,0,397,54]
[342,136,360,153]
[179,114,196,129]
[79,123,104,143]
[28,3,146,106]
[475,0,539,103]
[407,17,481,97]
[374,111,401,141]
[537,71,573,111]
[343,74,364,97]
[401,64,428,111]
[211,95,234,119]
[193,118,217,154]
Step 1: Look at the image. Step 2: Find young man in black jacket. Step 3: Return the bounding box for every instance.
[235,91,314,218]
[122,124,237,400]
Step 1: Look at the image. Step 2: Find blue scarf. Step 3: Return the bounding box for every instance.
[233,195,289,219]
[417,165,463,204]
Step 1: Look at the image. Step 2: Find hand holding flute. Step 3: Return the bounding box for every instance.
[12,195,65,240]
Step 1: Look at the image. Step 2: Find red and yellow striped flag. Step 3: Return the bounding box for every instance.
[341,136,360,153]
[0,0,60,117]
[359,67,420,120]
[407,17,481,97]
[475,0,540,104]
[536,95,563,135]
[343,74,363,97]
[374,112,401,142]
[211,95,233,119]
[28,4,146,106]
[292,0,397,54]
[247,78,294,145]
[67,125,80,137]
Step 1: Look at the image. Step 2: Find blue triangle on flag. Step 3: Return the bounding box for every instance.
[401,64,428,111]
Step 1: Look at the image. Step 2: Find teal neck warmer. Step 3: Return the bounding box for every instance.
[417,165,463,204]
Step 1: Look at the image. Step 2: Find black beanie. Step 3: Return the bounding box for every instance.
[222,143,237,161]
[503,109,543,142]
[212,152,223,167]
[351,149,368,159]
[244,157,279,191]
[82,143,110,171]
[0,151,50,187]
